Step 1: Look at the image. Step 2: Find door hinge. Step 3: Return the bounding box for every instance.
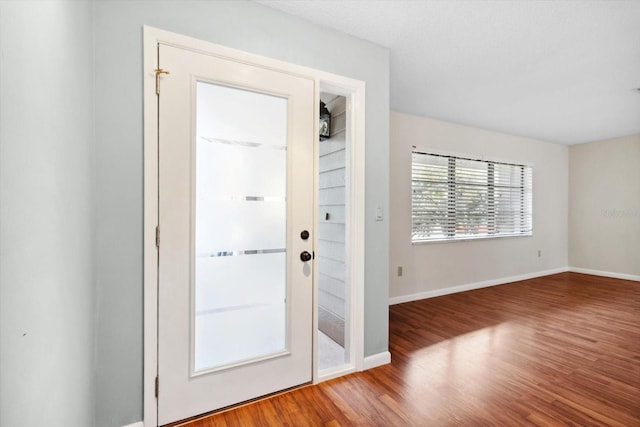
[155,376,159,398]
[155,226,160,248]
[154,68,170,95]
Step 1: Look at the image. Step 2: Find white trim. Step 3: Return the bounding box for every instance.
[317,364,356,383]
[363,351,391,370]
[324,80,366,375]
[313,83,366,381]
[349,84,366,373]
[389,267,570,305]
[569,267,640,282]
[121,422,144,427]
[143,26,366,426]
[143,27,160,427]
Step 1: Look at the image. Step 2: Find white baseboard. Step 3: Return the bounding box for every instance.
[569,267,640,282]
[121,422,143,427]
[389,267,570,305]
[363,351,391,370]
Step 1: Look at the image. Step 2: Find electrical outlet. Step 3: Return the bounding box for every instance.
[397,266,403,276]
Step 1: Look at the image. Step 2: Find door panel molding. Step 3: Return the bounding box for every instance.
[143,26,365,427]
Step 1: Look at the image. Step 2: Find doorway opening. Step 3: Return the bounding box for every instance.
[317,93,350,372]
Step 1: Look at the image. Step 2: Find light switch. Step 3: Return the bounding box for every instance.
[375,206,384,221]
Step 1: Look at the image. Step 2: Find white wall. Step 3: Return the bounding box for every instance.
[0,2,95,426]
[569,134,640,278]
[390,112,568,302]
[92,1,389,425]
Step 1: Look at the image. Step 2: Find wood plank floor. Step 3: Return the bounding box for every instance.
[179,272,640,426]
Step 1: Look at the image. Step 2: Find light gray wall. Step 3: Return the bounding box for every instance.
[569,134,640,277]
[0,1,95,426]
[92,1,389,425]
[390,112,569,300]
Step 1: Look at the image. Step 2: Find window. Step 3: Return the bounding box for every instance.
[412,151,532,243]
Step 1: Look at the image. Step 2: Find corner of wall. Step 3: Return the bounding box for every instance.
[567,135,640,277]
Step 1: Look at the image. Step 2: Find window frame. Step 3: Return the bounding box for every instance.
[411,149,533,244]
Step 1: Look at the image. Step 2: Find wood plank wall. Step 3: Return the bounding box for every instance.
[318,95,347,346]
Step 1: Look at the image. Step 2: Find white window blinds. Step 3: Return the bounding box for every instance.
[412,151,533,243]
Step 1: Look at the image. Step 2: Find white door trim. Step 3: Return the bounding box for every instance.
[314,82,366,384]
[143,26,365,427]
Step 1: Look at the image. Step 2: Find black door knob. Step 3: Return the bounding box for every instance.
[300,251,312,262]
[300,230,310,240]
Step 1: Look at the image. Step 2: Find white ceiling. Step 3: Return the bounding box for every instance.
[257,0,640,145]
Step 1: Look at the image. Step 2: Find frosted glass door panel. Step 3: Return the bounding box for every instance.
[197,82,287,149]
[195,201,285,254]
[195,253,285,312]
[195,304,286,372]
[197,137,286,198]
[194,81,288,373]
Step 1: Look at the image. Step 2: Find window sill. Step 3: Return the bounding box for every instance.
[412,232,533,245]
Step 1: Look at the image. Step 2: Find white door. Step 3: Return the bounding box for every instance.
[157,43,315,425]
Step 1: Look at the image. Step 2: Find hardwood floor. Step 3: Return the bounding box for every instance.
[178,272,640,426]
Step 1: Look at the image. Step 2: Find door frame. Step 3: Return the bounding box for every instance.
[143,26,365,427]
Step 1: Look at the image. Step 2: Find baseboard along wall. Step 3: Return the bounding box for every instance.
[389,267,570,305]
[568,267,640,282]
[363,351,391,370]
[389,266,639,306]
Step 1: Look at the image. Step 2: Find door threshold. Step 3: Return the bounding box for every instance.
[164,382,313,427]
